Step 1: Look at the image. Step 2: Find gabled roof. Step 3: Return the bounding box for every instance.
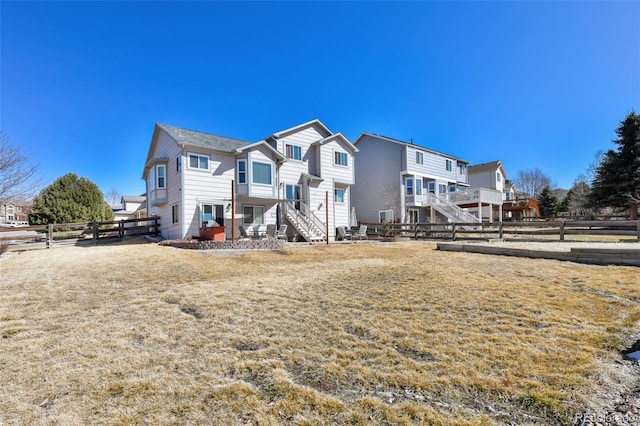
[270,119,332,139]
[157,123,251,153]
[468,160,506,178]
[354,132,468,163]
[314,132,358,152]
[234,140,287,162]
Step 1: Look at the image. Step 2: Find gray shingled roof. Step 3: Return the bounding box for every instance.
[157,123,251,153]
[468,160,503,174]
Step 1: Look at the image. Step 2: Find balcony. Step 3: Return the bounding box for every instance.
[445,188,503,206]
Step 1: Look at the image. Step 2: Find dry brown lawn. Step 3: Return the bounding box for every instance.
[1,240,639,425]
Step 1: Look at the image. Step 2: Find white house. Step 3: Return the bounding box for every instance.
[113,195,147,221]
[466,160,512,221]
[351,133,476,224]
[142,119,357,242]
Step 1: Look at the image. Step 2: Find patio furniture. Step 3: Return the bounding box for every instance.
[352,225,368,240]
[277,225,288,240]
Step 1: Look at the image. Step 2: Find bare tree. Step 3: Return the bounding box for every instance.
[0,131,40,203]
[513,168,553,199]
[379,184,401,222]
[586,150,605,184]
[106,188,121,208]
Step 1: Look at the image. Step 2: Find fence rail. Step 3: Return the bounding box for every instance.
[358,220,640,241]
[0,216,160,251]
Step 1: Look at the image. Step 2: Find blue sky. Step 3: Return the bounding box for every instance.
[2,1,639,199]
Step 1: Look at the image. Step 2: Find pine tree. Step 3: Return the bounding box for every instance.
[537,186,558,219]
[589,112,640,219]
[29,173,114,224]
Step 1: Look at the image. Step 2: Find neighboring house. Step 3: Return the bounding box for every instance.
[351,133,476,225]
[465,160,510,221]
[113,195,147,221]
[0,200,32,225]
[142,119,357,241]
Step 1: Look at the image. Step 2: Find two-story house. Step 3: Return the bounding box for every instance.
[351,133,476,225]
[142,119,357,242]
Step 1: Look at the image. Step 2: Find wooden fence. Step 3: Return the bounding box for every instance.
[359,220,640,242]
[0,216,160,251]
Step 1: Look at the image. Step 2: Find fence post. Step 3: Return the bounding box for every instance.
[92,222,98,244]
[452,223,457,241]
[154,216,159,237]
[637,219,639,241]
[119,221,125,241]
[47,224,53,249]
[559,221,565,241]
[499,221,504,239]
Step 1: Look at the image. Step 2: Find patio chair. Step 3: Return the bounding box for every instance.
[264,224,277,240]
[277,224,288,240]
[238,225,252,241]
[352,224,368,240]
[336,226,350,241]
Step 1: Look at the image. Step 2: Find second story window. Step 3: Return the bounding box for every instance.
[252,161,272,185]
[285,144,302,161]
[188,153,209,170]
[156,165,166,189]
[446,159,452,172]
[416,179,422,196]
[416,151,424,165]
[334,188,345,203]
[334,151,348,167]
[497,172,502,182]
[237,160,246,184]
[406,178,414,195]
[458,163,466,175]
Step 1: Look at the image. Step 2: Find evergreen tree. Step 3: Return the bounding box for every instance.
[557,191,571,214]
[537,186,558,219]
[589,112,640,219]
[29,173,114,224]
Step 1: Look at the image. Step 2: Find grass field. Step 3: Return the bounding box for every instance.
[1,241,639,425]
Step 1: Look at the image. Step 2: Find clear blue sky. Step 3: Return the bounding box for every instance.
[2,1,639,199]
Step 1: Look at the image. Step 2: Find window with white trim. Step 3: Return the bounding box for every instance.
[408,209,419,224]
[334,151,348,167]
[252,162,272,185]
[428,182,436,194]
[406,178,414,195]
[497,172,502,182]
[237,160,246,184]
[416,151,424,165]
[439,184,447,194]
[458,163,466,175]
[156,165,166,189]
[379,209,394,223]
[243,205,265,225]
[416,179,422,196]
[334,188,345,203]
[285,144,302,161]
[446,159,452,172]
[188,153,209,170]
[171,203,179,224]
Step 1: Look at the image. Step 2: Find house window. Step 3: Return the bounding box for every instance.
[285,144,302,161]
[243,205,265,225]
[188,153,209,170]
[428,182,436,194]
[497,172,502,182]
[379,209,394,223]
[334,151,348,167]
[439,184,447,194]
[156,165,166,189]
[406,178,414,195]
[334,188,345,203]
[416,151,424,165]
[449,185,457,193]
[446,159,452,172]
[237,160,247,184]
[252,162,272,185]
[171,203,179,224]
[458,163,466,175]
[176,155,182,172]
[202,204,224,227]
[416,179,422,196]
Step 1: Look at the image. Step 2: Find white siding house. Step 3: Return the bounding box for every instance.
[466,160,512,221]
[351,133,473,224]
[142,120,356,242]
